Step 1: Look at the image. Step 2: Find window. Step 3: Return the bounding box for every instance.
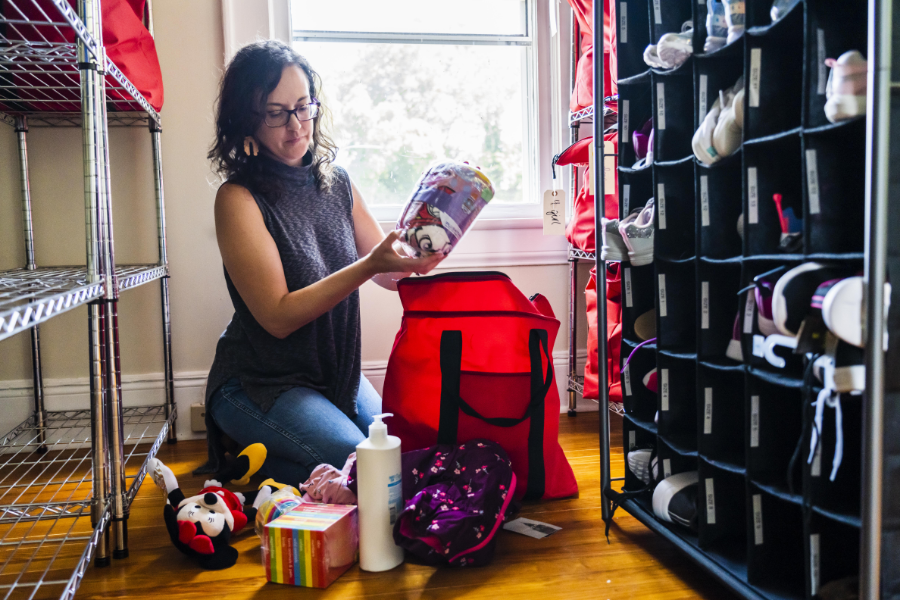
[291,0,547,221]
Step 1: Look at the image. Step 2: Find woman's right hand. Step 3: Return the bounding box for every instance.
[363,231,444,277]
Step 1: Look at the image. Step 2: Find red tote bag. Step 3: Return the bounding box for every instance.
[382,272,578,501]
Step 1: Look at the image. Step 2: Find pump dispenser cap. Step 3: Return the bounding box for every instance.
[368,413,393,444]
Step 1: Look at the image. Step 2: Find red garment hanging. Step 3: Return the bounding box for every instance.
[565,0,617,113]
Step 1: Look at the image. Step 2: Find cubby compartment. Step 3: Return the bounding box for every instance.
[617,0,652,80]
[747,487,806,599]
[803,120,866,255]
[697,261,742,360]
[655,259,695,350]
[698,459,747,561]
[698,363,746,467]
[744,4,804,140]
[805,390,862,522]
[742,134,803,257]
[654,158,695,260]
[651,64,695,162]
[656,353,697,451]
[806,512,861,598]
[696,154,743,259]
[804,0,868,129]
[657,435,699,479]
[621,263,657,343]
[621,338,660,425]
[623,417,660,491]
[747,370,804,497]
[694,47,744,130]
[618,70,654,168]
[648,0,693,49]
[619,163,654,217]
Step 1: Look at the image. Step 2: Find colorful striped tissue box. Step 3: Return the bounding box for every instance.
[261,504,359,588]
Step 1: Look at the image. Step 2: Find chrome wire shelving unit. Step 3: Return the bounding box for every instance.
[0,1,175,598]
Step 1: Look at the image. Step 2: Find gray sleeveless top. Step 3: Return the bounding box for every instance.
[204,154,362,430]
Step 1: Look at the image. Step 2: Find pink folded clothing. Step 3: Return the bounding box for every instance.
[299,453,357,505]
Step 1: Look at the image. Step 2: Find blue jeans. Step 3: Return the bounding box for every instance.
[208,376,381,486]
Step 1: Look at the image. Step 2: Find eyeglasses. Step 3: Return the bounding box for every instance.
[262,100,320,127]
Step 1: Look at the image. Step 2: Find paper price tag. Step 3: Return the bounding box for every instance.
[661,369,670,411]
[542,190,566,235]
[620,2,628,43]
[747,167,759,224]
[810,534,821,595]
[699,74,709,121]
[705,478,716,524]
[628,431,636,450]
[701,282,710,329]
[658,274,667,317]
[743,292,756,334]
[623,362,632,396]
[700,175,710,226]
[605,141,616,195]
[749,48,762,107]
[653,0,662,24]
[657,183,667,229]
[752,334,765,357]
[751,395,760,447]
[817,29,827,95]
[806,149,821,215]
[704,387,713,434]
[623,184,631,214]
[753,494,764,545]
[656,83,666,130]
[622,100,630,142]
[624,268,633,307]
[663,458,672,478]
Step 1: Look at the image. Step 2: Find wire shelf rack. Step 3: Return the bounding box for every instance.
[569,105,593,125]
[567,374,625,416]
[0,404,173,599]
[0,265,167,342]
[569,247,596,261]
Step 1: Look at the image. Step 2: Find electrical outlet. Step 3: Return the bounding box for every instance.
[191,403,206,432]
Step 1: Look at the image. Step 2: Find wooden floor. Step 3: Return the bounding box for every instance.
[78,412,737,600]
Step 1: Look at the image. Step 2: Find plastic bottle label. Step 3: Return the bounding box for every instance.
[388,474,403,526]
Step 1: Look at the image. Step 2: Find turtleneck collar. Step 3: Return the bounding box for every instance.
[257,150,315,188]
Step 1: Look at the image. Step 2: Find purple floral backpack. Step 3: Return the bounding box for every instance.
[349,439,518,567]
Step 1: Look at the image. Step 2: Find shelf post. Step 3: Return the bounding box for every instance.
[15,115,47,454]
[568,255,579,416]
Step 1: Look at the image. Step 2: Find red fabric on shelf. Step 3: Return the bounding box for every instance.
[583,265,622,402]
[566,0,617,113]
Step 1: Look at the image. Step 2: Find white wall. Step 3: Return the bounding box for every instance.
[0,0,594,441]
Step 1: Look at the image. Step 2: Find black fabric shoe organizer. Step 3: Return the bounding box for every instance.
[613,0,869,597]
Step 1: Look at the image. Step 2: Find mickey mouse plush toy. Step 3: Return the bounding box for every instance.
[148,444,267,570]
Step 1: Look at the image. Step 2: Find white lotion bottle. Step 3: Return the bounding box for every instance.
[356,413,404,571]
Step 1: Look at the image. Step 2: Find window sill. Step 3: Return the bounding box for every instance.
[379,218,569,268]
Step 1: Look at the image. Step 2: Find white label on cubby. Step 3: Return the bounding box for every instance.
[658,274,668,317]
[620,2,628,43]
[806,149,821,215]
[653,0,662,24]
[623,100,630,143]
[624,267,634,307]
[817,29,827,95]
[704,387,713,434]
[752,494,764,545]
[663,458,672,478]
[656,83,666,130]
[698,0,706,6]
[623,184,631,214]
[623,362,633,396]
[701,282,710,329]
[661,369,670,411]
[810,534,821,595]
[747,167,759,224]
[629,431,636,450]
[752,334,765,357]
[657,183,667,229]
[751,395,760,447]
[743,292,756,334]
[749,48,762,108]
[700,176,710,227]
[812,439,822,477]
[699,75,709,121]
[705,478,716,525]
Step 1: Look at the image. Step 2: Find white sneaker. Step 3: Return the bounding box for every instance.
[657,22,694,69]
[692,97,722,165]
[627,449,659,485]
[705,0,728,53]
[770,0,800,21]
[619,198,655,266]
[824,50,867,124]
[723,0,745,45]
[643,44,666,69]
[713,83,744,157]
[821,276,891,348]
[601,218,629,262]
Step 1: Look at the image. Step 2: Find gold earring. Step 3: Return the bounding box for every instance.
[243,136,258,157]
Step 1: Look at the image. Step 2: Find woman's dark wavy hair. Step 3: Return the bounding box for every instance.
[208,40,337,195]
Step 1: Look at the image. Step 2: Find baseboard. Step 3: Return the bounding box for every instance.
[0,349,594,441]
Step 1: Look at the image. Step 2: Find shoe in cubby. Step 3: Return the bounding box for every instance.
[654,158,695,260]
[621,338,659,426]
[803,119,866,256]
[618,161,654,218]
[698,363,745,468]
[652,470,699,531]
[623,420,659,491]
[655,260,696,351]
[746,370,804,497]
[656,353,697,452]
[742,134,803,256]
[697,261,742,360]
[651,66,694,161]
[648,0,693,55]
[741,263,806,376]
[621,263,657,342]
[743,3,803,140]
[806,512,861,599]
[697,458,746,567]
[618,70,653,168]
[616,0,653,80]
[747,486,806,598]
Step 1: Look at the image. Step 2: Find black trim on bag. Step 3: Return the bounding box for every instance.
[437,329,553,500]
